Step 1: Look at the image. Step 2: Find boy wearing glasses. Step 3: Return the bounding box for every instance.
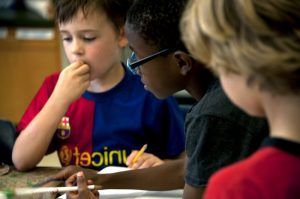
[50,0,267,198]
[12,0,185,172]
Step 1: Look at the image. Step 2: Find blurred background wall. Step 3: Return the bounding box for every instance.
[0,0,61,124]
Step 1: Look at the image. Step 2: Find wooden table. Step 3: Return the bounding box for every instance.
[0,165,62,198]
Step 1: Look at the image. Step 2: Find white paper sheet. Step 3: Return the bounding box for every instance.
[97,166,131,174]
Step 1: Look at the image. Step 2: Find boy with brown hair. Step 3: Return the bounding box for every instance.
[12,0,185,172]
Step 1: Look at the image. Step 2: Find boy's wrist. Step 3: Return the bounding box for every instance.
[95,174,110,189]
[48,93,72,112]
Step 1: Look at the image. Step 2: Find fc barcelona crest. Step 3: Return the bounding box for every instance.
[57,116,71,139]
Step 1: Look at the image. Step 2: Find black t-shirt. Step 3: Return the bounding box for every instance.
[185,81,268,187]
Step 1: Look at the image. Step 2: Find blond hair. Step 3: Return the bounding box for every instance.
[181,0,300,94]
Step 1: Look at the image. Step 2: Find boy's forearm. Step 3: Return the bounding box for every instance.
[12,96,69,171]
[95,159,185,190]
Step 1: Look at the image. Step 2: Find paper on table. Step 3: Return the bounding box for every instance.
[97,166,131,174]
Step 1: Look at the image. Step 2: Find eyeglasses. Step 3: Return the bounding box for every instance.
[126,48,171,74]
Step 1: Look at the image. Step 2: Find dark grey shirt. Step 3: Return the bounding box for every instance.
[185,81,268,187]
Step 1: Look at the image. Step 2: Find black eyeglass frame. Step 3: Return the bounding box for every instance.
[127,48,171,70]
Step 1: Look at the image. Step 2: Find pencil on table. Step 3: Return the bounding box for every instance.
[132,144,148,164]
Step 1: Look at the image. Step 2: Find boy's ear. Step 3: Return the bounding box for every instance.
[173,51,192,75]
[118,26,128,47]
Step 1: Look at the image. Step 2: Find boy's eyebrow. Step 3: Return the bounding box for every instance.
[59,29,98,34]
[59,30,68,34]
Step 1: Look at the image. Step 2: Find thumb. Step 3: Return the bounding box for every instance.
[76,172,87,191]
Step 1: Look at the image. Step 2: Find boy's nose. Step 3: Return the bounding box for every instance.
[71,40,84,55]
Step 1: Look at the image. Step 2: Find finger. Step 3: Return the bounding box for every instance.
[65,173,78,187]
[131,155,147,169]
[75,64,90,76]
[88,179,99,197]
[139,156,164,169]
[153,160,164,167]
[51,166,80,183]
[126,151,138,166]
[51,167,71,180]
[76,172,88,192]
[68,61,84,70]
[80,73,90,82]
[139,159,156,169]
[132,154,162,169]
[64,166,81,178]
[66,181,78,199]
[87,180,98,194]
[76,172,98,198]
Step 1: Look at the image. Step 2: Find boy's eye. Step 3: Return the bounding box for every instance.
[62,37,72,42]
[84,37,96,42]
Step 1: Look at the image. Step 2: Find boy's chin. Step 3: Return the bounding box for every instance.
[146,86,170,100]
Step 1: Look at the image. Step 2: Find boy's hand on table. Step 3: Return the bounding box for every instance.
[52,61,90,105]
[66,172,99,199]
[126,151,164,169]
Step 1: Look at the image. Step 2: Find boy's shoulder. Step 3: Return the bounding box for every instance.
[191,82,230,115]
[189,81,267,130]
[44,72,60,84]
[39,72,60,92]
[207,143,300,198]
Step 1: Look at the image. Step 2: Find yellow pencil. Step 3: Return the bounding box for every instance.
[132,144,148,164]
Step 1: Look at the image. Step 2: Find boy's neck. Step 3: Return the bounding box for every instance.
[186,65,215,101]
[263,94,300,144]
[87,63,125,93]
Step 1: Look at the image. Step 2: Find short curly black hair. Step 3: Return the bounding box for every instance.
[126,0,188,51]
[54,0,133,31]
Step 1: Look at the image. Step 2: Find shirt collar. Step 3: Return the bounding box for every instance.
[262,137,300,157]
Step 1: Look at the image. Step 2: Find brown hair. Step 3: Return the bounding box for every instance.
[181,0,300,94]
[54,0,133,31]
